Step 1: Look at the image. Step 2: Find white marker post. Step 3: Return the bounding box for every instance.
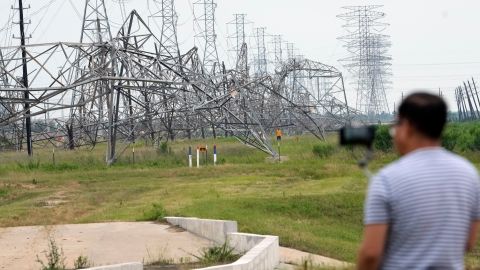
[213,145,217,166]
[196,146,200,168]
[132,145,135,164]
[188,146,192,168]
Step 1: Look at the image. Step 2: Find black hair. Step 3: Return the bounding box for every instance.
[398,92,447,139]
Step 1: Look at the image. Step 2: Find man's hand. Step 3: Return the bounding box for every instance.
[357,224,388,270]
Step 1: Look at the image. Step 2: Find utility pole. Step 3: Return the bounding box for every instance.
[17,0,32,156]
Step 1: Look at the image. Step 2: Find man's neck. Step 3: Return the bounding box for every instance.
[403,137,441,155]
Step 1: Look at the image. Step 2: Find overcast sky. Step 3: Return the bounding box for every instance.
[1,0,480,112]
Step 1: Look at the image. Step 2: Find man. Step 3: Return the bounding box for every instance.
[357,93,480,269]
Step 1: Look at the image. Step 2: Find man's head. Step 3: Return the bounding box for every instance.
[393,92,447,155]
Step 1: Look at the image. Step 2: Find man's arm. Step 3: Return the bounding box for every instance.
[357,224,389,270]
[467,221,480,252]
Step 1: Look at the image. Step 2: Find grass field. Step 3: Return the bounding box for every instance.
[1,135,479,265]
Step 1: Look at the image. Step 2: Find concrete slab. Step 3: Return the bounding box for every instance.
[279,247,350,268]
[0,222,213,270]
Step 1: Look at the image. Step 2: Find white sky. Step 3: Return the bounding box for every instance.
[1,0,480,112]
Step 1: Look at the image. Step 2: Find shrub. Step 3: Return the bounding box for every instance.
[312,143,335,158]
[442,124,458,151]
[442,122,480,152]
[142,203,167,221]
[374,125,393,152]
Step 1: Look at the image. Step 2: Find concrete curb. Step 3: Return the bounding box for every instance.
[165,217,238,244]
[83,262,143,270]
[165,217,280,270]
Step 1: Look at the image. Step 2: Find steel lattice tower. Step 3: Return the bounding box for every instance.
[80,0,112,43]
[229,14,247,62]
[271,35,283,71]
[338,5,392,121]
[253,27,267,77]
[194,0,219,74]
[151,0,180,58]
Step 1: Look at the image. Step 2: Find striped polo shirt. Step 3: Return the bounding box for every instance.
[365,147,480,269]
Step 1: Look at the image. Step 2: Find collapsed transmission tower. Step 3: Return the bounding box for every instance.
[455,78,480,121]
[338,5,392,121]
[0,0,354,164]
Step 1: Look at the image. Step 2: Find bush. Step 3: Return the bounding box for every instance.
[142,203,167,221]
[442,124,458,151]
[441,122,480,152]
[312,143,335,158]
[374,125,393,152]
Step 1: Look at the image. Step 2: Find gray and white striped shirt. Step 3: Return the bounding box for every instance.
[365,147,480,269]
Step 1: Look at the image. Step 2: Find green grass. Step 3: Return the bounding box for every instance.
[0,135,479,266]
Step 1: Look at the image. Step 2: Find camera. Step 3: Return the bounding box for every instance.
[339,126,376,148]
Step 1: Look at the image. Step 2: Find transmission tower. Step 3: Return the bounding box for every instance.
[253,27,268,77]
[271,35,283,71]
[286,43,297,61]
[194,0,220,74]
[228,14,247,63]
[80,0,112,43]
[151,0,180,58]
[338,5,392,121]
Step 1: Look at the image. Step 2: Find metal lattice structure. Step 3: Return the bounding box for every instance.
[0,0,355,164]
[253,27,268,77]
[338,5,392,121]
[194,0,220,74]
[455,78,480,121]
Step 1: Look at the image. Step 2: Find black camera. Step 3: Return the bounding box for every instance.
[339,126,376,148]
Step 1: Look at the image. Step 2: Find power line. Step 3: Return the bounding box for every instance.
[396,61,480,66]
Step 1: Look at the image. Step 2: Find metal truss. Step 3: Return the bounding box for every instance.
[338,5,392,121]
[0,0,354,164]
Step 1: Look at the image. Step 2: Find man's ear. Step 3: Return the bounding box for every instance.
[403,119,415,137]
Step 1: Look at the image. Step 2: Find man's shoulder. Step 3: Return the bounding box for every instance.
[429,149,478,176]
[378,148,478,179]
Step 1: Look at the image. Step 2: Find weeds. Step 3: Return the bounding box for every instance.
[36,237,66,270]
[143,246,182,266]
[73,255,93,269]
[193,242,241,266]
